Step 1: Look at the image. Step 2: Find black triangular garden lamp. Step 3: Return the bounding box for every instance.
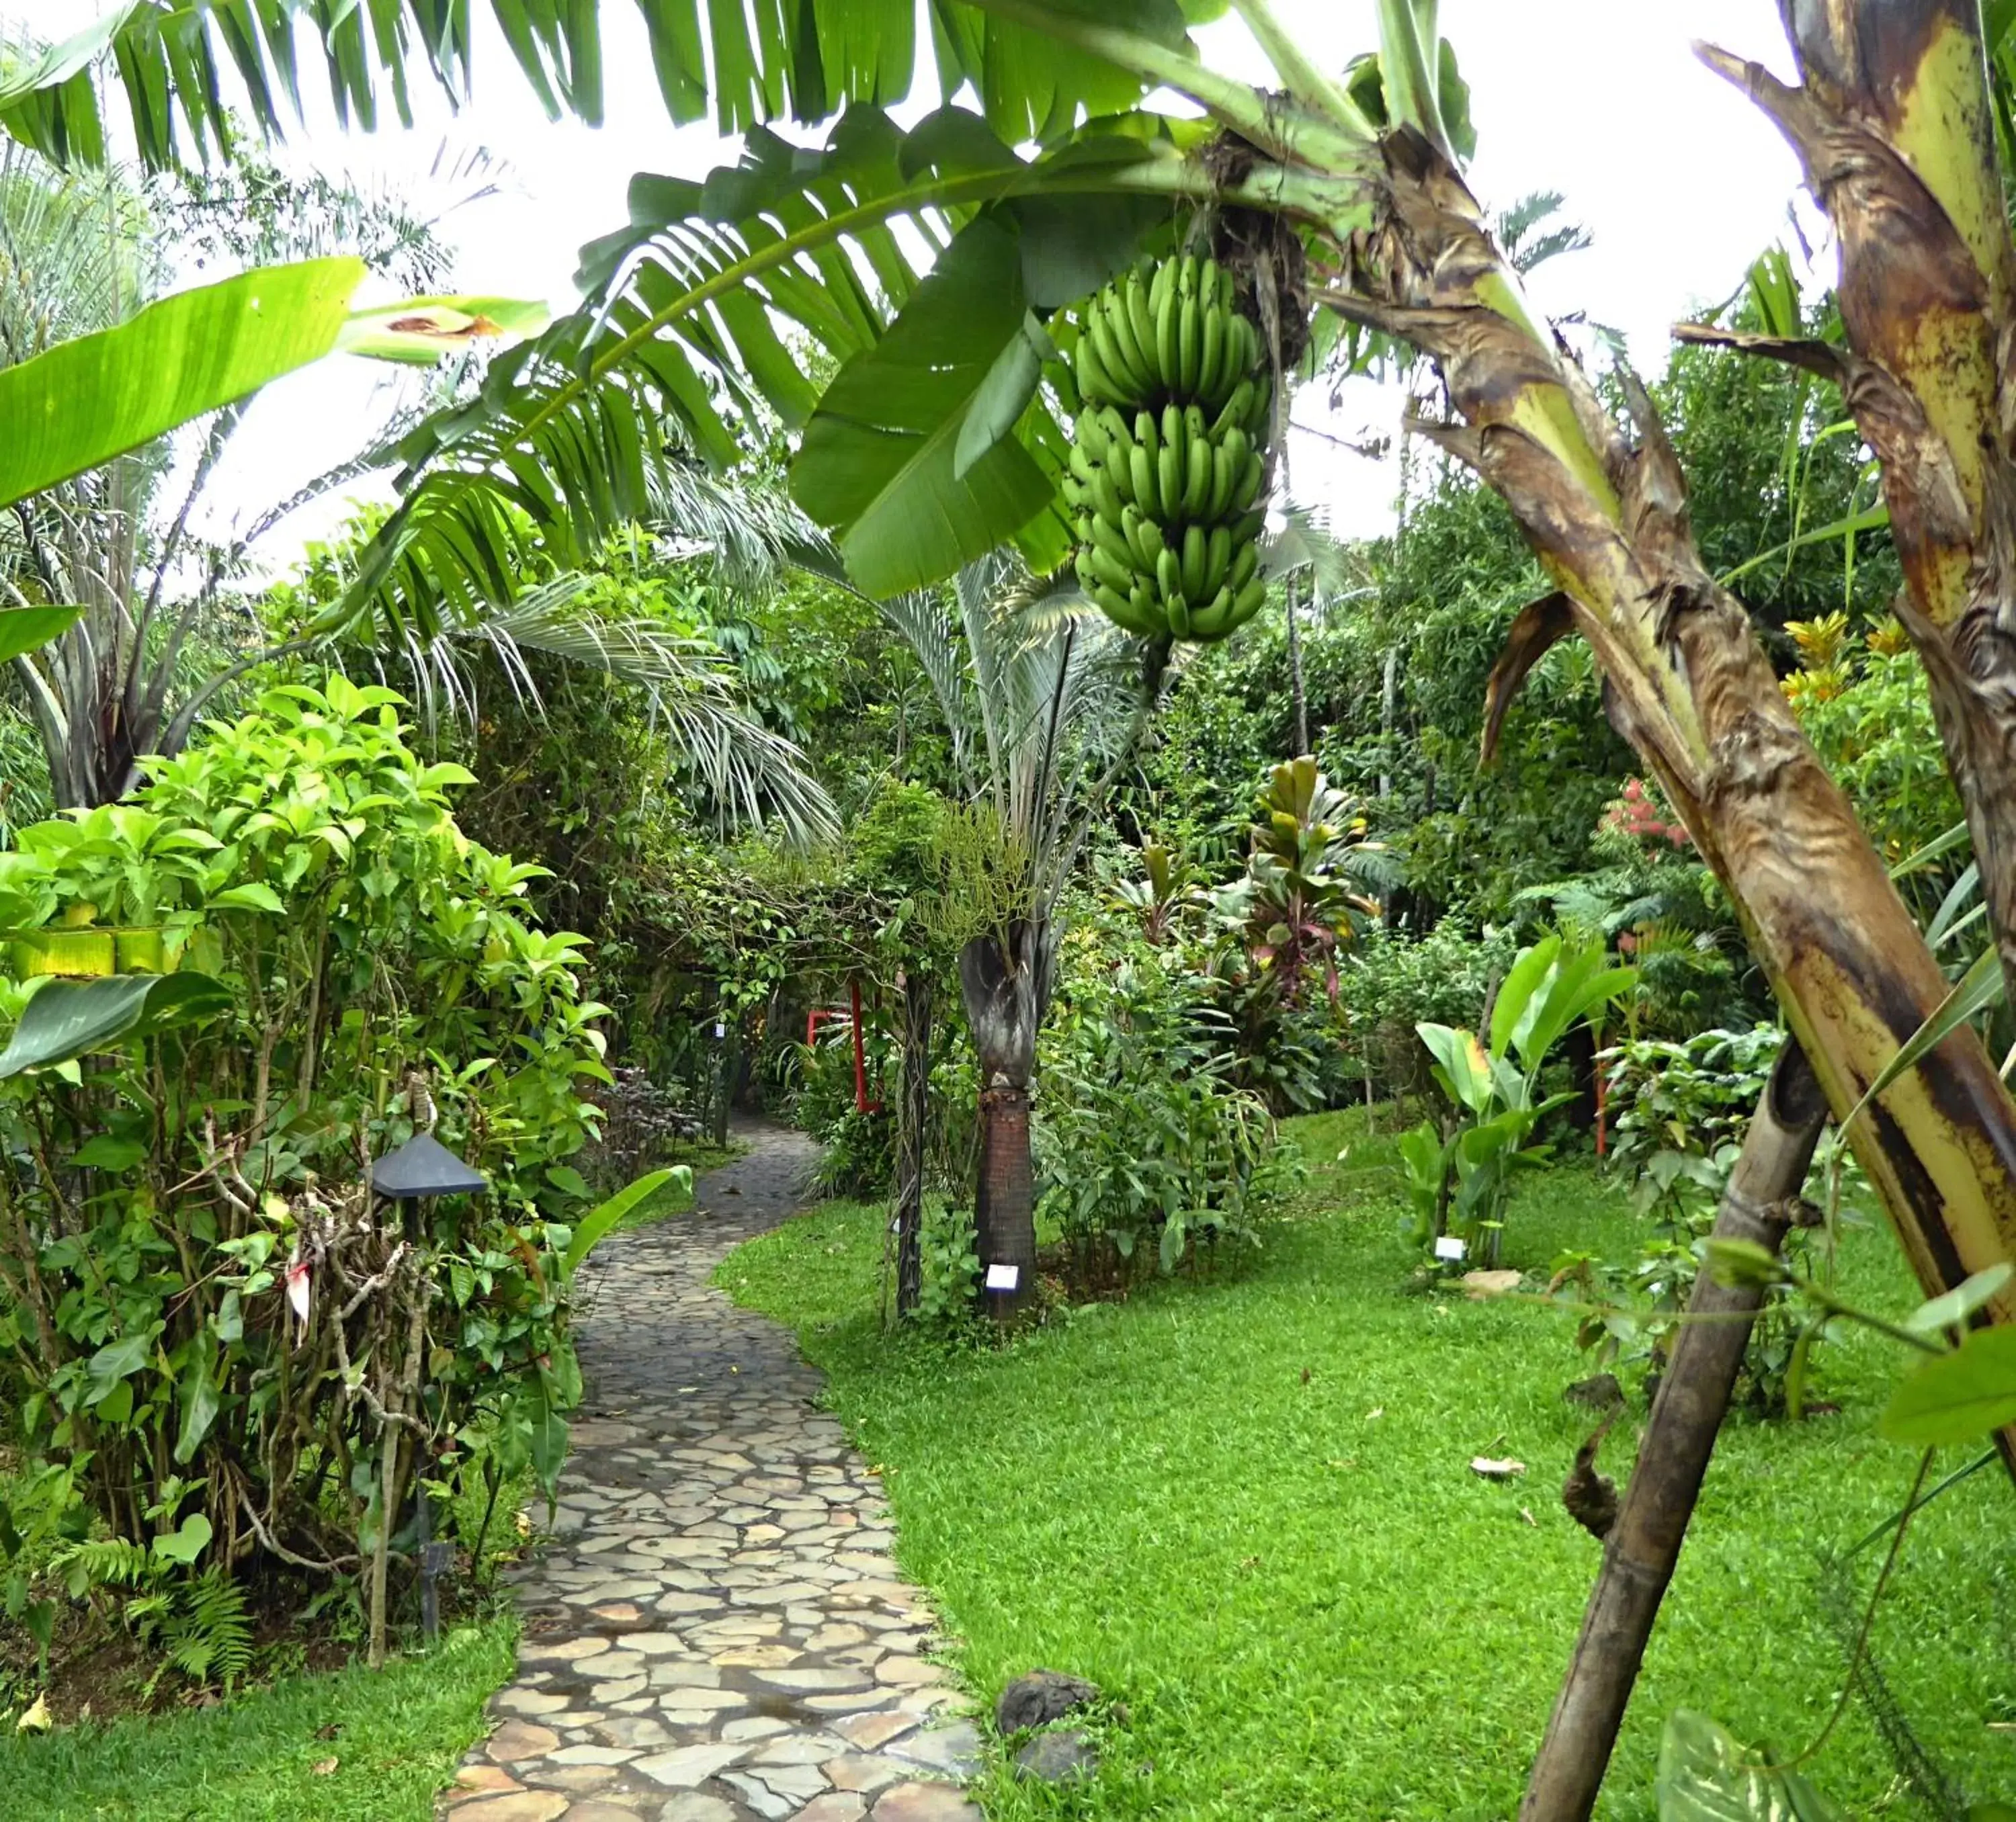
[370,1131,489,1209]
[366,1131,487,1642]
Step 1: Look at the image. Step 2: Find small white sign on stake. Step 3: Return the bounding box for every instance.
[714,1021,726,1039]
[983,1262,1020,1293]
[1433,1234,1468,1262]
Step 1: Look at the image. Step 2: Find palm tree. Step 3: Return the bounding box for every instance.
[0,138,835,838]
[882,555,1158,1316]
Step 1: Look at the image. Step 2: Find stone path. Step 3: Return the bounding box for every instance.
[443,1123,984,1822]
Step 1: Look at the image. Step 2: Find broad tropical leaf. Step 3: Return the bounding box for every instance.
[1880,1326,2016,1446]
[0,0,1193,164]
[0,258,364,508]
[560,1167,689,1277]
[349,108,1210,610]
[0,606,83,664]
[0,971,230,1078]
[333,294,549,363]
[794,216,1057,595]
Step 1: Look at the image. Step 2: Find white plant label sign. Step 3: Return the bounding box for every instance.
[1433,1234,1468,1262]
[984,1262,1020,1293]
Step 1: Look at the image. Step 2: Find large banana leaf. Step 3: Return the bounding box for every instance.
[0,0,1193,163]
[0,257,365,509]
[792,216,1056,595]
[343,108,1196,610]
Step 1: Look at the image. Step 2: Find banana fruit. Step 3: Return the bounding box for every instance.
[1068,253,1273,645]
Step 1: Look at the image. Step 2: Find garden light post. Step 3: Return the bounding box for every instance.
[368,1133,487,1649]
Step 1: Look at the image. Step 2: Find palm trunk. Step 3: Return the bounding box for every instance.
[958,920,1056,1324]
[1520,1041,1828,1821]
[894,969,931,1318]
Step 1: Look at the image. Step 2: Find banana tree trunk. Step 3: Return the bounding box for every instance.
[895,969,932,1319]
[1697,1,2016,1014]
[1520,1041,1829,1821]
[1326,128,2016,1471]
[958,920,1056,1324]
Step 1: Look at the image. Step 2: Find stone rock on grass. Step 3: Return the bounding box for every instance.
[1014,1729,1099,1784]
[995,1670,1099,1735]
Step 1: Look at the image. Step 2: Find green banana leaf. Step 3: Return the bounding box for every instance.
[0,973,230,1079]
[0,259,365,509]
[0,0,1190,165]
[0,606,84,666]
[793,217,1058,597]
[333,294,550,363]
[560,1167,689,1278]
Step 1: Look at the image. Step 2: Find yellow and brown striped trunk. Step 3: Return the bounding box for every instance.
[1702,0,2016,1012]
[1328,132,2016,1393]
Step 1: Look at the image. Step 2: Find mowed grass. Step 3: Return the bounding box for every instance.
[0,1619,515,1821]
[720,1110,2016,1821]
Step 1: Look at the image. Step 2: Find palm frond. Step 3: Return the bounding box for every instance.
[446,576,838,846]
[876,587,974,787]
[0,2,1189,167]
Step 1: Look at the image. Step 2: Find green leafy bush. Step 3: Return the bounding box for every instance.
[1037,935,1296,1291]
[1557,1024,1812,1412]
[0,677,608,1626]
[1605,1025,1784,1183]
[1333,919,1514,1103]
[1406,932,1636,1267]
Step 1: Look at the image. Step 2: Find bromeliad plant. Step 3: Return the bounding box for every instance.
[1404,933,1636,1266]
[0,675,616,1663]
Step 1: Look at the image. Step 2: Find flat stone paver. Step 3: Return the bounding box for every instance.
[443,1123,983,1822]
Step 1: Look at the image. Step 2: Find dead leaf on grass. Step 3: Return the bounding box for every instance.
[1462,1268,1523,1299]
[1519,1507,1538,1528]
[1470,1456,1527,1479]
[312,1756,340,1776]
[15,1693,50,1733]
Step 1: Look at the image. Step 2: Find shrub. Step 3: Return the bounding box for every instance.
[1036,936,1297,1293]
[1558,1023,1816,1413]
[1604,1025,1784,1181]
[0,678,607,1620]
[1333,919,1515,1103]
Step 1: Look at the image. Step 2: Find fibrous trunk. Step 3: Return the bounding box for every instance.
[958,922,1055,1322]
[1330,128,2016,1469]
[1697,1,2016,1014]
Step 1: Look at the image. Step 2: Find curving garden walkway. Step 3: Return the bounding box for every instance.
[442,1123,983,1822]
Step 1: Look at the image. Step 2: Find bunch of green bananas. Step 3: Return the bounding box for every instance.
[1066,255,1273,642]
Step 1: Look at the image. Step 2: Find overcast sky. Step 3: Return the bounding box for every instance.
[7,0,1813,574]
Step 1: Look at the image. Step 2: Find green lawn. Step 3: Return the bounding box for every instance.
[720,1110,2016,1821]
[0,1620,514,1821]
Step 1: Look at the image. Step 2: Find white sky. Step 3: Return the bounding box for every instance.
[5,0,1812,576]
